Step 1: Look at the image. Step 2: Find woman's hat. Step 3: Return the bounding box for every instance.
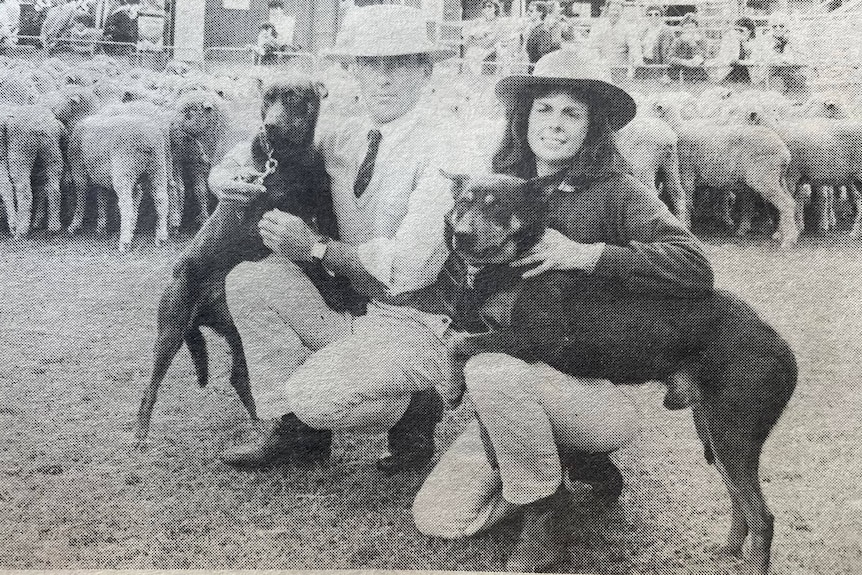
[679,12,698,26]
[495,50,637,130]
[323,5,456,63]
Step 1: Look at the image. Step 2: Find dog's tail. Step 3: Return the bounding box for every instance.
[185,327,210,388]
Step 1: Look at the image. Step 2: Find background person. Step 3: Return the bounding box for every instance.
[588,0,639,78]
[707,16,756,83]
[249,21,278,65]
[412,50,713,573]
[665,13,707,82]
[751,12,808,94]
[524,0,556,70]
[102,0,139,55]
[463,0,503,75]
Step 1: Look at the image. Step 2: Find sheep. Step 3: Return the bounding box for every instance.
[615,116,689,227]
[650,95,798,246]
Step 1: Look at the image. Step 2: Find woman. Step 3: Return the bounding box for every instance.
[412,50,714,572]
[637,4,674,65]
[463,0,502,75]
[708,16,756,83]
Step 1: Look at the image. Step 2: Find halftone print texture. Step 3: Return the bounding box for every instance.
[0,1,859,574]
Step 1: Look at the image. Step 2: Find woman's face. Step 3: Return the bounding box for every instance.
[527,91,590,170]
[482,3,496,19]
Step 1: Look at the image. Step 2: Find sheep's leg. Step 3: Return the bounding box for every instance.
[662,144,690,228]
[112,169,136,252]
[9,155,35,239]
[752,172,798,247]
[169,146,184,234]
[0,167,15,235]
[794,178,809,233]
[849,182,862,238]
[735,190,755,237]
[815,185,831,232]
[717,190,736,230]
[96,188,110,235]
[150,155,170,246]
[42,143,64,232]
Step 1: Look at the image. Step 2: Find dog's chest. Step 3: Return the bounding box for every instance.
[440,257,523,332]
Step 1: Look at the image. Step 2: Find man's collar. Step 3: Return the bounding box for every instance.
[367,105,423,140]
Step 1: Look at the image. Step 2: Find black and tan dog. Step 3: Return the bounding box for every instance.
[413,172,796,575]
[136,78,363,442]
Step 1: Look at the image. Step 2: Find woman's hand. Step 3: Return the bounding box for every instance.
[258,209,314,262]
[510,228,605,278]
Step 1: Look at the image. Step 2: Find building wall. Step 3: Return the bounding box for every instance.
[203,0,269,47]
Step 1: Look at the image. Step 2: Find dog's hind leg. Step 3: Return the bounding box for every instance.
[704,359,784,575]
[224,323,258,422]
[185,327,209,388]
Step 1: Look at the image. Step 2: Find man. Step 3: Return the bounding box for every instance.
[214,5,475,473]
[751,12,808,94]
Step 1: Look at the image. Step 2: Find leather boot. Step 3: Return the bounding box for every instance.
[376,389,444,474]
[220,413,331,468]
[562,450,624,504]
[505,487,572,572]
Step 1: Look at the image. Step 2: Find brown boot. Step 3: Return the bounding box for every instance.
[505,487,572,572]
[220,413,331,468]
[376,389,444,474]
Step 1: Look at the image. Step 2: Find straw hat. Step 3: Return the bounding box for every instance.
[323,5,456,63]
[495,50,637,130]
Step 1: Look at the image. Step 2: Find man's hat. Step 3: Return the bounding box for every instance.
[495,50,637,130]
[323,5,456,63]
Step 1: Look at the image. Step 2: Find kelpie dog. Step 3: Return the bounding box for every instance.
[423,172,796,575]
[135,78,363,442]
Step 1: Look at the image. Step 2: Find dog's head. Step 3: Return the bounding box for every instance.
[260,76,328,147]
[442,172,553,266]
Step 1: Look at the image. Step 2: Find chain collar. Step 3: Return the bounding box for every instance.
[256,125,278,183]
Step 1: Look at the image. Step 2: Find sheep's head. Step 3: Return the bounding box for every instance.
[174,92,229,139]
[802,92,849,119]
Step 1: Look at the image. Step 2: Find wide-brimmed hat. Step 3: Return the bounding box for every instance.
[323,5,456,63]
[495,50,637,130]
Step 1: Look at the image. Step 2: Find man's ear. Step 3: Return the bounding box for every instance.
[439,169,470,198]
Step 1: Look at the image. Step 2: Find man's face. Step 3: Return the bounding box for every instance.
[771,22,787,39]
[607,5,622,24]
[353,54,431,124]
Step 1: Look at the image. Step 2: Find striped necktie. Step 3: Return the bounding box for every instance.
[353,129,382,198]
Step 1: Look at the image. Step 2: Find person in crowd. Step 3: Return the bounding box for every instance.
[216,5,480,476]
[40,0,93,53]
[525,1,557,69]
[751,12,808,94]
[103,0,139,55]
[268,0,296,50]
[249,21,279,65]
[0,0,21,46]
[637,4,674,65]
[412,49,713,572]
[463,0,503,75]
[665,12,707,82]
[588,0,639,78]
[708,16,756,83]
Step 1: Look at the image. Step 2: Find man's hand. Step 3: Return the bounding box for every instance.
[258,209,315,262]
[510,228,605,278]
[212,168,268,201]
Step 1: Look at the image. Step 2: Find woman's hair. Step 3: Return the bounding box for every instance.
[259,21,276,34]
[491,86,629,185]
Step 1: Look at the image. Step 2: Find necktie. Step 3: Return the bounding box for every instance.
[354,129,383,198]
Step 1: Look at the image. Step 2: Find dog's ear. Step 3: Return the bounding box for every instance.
[439,169,470,198]
[315,81,328,100]
[521,174,558,202]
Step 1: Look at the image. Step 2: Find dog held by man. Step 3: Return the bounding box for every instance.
[136,77,361,442]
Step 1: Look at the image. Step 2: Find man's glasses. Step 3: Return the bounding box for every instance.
[772,24,786,29]
[647,11,661,16]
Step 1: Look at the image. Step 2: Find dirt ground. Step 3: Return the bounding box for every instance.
[0,229,860,574]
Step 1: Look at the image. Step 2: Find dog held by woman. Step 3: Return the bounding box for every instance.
[407,171,796,575]
[135,78,363,442]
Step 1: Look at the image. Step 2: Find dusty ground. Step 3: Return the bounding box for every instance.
[0,228,860,574]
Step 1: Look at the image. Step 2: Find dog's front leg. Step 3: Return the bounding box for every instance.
[442,329,524,407]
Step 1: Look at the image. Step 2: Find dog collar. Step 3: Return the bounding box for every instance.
[465,264,483,288]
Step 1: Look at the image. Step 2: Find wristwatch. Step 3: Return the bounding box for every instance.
[311,235,329,262]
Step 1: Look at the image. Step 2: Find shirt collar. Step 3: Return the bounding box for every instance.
[366,105,423,142]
